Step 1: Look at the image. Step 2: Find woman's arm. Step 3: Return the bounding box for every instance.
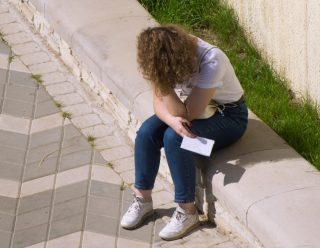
[161,87,216,121]
[153,89,195,138]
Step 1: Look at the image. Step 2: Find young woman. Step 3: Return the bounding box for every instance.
[120,24,248,240]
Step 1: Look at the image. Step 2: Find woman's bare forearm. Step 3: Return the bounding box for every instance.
[162,89,187,118]
[153,93,175,126]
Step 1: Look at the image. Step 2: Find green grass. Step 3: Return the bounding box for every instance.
[138,0,320,170]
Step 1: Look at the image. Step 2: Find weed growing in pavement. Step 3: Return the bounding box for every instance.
[87,135,96,146]
[31,74,44,85]
[106,162,114,169]
[138,0,320,170]
[54,101,63,108]
[120,181,126,191]
[62,111,72,119]
[8,55,15,64]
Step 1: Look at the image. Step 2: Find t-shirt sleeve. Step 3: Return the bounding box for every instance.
[195,54,226,89]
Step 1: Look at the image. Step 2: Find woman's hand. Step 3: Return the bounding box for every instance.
[168,116,196,138]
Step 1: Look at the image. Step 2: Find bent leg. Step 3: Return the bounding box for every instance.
[134,115,168,190]
[163,128,196,203]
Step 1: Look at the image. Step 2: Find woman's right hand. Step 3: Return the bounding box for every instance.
[168,116,196,138]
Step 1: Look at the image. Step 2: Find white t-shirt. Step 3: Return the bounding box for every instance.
[175,38,244,104]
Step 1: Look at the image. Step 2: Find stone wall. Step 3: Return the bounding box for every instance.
[225,0,320,105]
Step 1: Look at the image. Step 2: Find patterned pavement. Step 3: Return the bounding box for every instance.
[0,2,242,248]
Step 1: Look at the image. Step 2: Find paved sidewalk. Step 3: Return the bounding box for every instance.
[0,3,242,248]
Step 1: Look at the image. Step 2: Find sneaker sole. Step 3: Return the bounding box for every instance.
[121,210,154,230]
[159,221,200,241]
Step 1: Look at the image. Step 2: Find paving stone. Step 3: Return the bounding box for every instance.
[61,103,92,117]
[88,195,120,218]
[0,12,15,25]
[152,218,167,245]
[27,142,60,163]
[62,135,91,154]
[0,22,24,35]
[53,92,84,106]
[112,156,134,173]
[0,84,5,95]
[24,156,58,182]
[100,145,133,162]
[0,161,22,181]
[119,170,135,185]
[30,126,62,149]
[93,151,107,165]
[59,149,92,172]
[30,113,67,134]
[117,237,150,248]
[0,178,20,198]
[41,71,67,85]
[35,99,60,118]
[82,231,116,248]
[55,181,88,204]
[4,32,33,45]
[152,191,174,208]
[19,190,53,214]
[0,212,14,232]
[36,87,52,103]
[20,51,50,66]
[94,135,128,150]
[6,84,36,102]
[0,41,10,54]
[0,129,28,150]
[63,124,82,140]
[0,195,17,215]
[49,213,84,240]
[29,61,58,74]
[0,231,11,248]
[21,174,55,197]
[13,223,48,248]
[0,68,7,82]
[91,165,122,185]
[0,113,30,135]
[0,5,9,13]
[15,207,50,231]
[85,213,118,236]
[53,197,86,221]
[82,124,115,139]
[90,180,121,199]
[72,113,102,129]
[119,213,154,243]
[56,165,90,188]
[46,231,81,248]
[11,41,41,56]
[46,82,75,96]
[0,145,25,165]
[9,70,36,88]
[3,98,34,119]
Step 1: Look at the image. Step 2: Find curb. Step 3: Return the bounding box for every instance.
[9,0,320,247]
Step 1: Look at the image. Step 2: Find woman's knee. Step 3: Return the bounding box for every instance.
[163,127,182,148]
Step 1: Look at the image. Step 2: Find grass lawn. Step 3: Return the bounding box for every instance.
[138,0,320,170]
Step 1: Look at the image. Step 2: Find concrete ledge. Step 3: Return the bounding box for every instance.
[11,0,320,247]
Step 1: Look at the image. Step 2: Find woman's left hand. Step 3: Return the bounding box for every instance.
[168,116,196,138]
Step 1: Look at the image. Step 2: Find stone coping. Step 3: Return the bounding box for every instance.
[13,0,320,247]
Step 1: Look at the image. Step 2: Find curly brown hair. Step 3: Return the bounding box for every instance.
[137,25,198,95]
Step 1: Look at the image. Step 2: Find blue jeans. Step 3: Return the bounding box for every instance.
[134,103,248,203]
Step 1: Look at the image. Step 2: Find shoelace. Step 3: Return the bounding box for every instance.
[127,196,142,214]
[171,210,187,224]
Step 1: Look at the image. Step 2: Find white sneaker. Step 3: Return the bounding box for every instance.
[120,194,153,229]
[159,206,199,240]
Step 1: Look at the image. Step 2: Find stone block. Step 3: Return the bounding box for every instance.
[46,82,75,96]
[20,51,50,66]
[11,41,41,55]
[4,32,33,45]
[71,113,102,129]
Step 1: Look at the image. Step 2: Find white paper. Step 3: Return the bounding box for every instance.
[180,136,215,157]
